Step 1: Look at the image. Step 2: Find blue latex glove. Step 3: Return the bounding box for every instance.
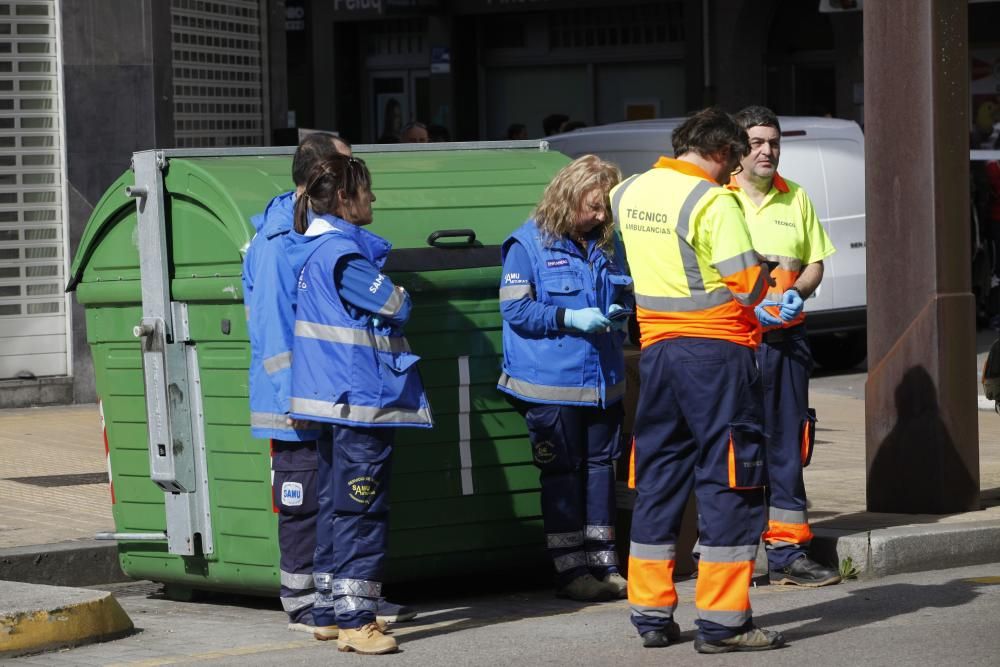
[755,300,784,327]
[564,307,612,333]
[607,304,630,331]
[779,289,804,321]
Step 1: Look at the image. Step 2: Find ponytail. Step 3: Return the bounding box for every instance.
[293,191,310,234]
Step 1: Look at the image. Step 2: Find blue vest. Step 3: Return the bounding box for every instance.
[288,220,433,428]
[497,220,631,407]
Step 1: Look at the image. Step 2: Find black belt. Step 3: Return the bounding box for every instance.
[762,324,806,345]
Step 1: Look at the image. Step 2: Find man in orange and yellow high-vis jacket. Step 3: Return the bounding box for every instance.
[729,106,840,588]
[613,107,785,654]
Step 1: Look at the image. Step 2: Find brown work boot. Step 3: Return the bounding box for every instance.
[557,573,616,601]
[694,626,785,653]
[314,619,388,641]
[310,624,339,640]
[336,622,399,654]
[601,572,628,599]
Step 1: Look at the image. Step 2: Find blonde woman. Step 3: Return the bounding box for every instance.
[497,155,634,601]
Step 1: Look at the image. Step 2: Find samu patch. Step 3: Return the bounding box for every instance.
[281,481,304,507]
[533,440,557,464]
[348,476,380,505]
[546,258,570,268]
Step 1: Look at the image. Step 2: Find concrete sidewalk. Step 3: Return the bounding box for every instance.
[1,385,1000,657]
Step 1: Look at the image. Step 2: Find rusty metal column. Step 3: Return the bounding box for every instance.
[864,0,979,513]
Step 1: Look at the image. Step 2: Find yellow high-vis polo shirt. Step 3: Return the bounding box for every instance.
[728,173,835,330]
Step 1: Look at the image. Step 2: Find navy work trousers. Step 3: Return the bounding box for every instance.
[757,326,815,568]
[524,402,624,585]
[629,338,766,642]
[271,439,319,624]
[313,425,394,630]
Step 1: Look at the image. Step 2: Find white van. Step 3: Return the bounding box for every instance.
[546,117,867,370]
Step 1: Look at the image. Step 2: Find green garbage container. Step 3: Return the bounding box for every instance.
[68,142,570,595]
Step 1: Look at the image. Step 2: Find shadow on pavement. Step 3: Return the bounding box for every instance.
[755,579,984,641]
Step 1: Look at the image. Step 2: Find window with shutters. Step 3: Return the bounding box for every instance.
[0,0,68,379]
[171,0,265,148]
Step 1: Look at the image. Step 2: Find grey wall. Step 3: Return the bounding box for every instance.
[60,0,174,404]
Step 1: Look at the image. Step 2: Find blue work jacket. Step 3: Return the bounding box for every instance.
[288,215,433,429]
[243,192,325,440]
[497,219,633,407]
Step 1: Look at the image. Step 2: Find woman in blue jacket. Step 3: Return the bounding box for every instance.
[288,154,432,655]
[498,155,633,601]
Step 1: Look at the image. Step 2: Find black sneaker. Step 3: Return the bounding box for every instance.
[641,620,681,648]
[769,555,842,587]
[694,626,785,654]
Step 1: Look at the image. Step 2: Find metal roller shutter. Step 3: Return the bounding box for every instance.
[0,0,68,380]
[171,0,265,148]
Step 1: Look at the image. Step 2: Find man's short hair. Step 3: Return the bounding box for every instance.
[292,133,350,187]
[672,107,749,161]
[734,105,781,134]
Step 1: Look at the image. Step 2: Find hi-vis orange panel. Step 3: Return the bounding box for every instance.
[637,297,761,350]
[694,560,753,613]
[763,520,814,546]
[627,556,678,608]
[628,438,636,489]
[757,267,805,330]
[801,418,814,465]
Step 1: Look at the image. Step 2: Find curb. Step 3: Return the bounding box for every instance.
[0,540,128,587]
[811,520,1000,578]
[0,582,134,659]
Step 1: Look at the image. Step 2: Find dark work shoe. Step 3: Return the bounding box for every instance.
[694,626,785,654]
[641,620,681,648]
[769,555,842,587]
[557,573,616,602]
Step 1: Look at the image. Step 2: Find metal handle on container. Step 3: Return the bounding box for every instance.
[95,531,167,541]
[427,229,477,247]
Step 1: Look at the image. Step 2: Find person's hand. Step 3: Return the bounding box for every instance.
[779,289,804,321]
[607,304,629,331]
[564,307,612,333]
[755,300,784,327]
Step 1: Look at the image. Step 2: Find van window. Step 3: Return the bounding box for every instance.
[817,139,865,221]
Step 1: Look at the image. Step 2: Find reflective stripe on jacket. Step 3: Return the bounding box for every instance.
[497,219,633,407]
[612,157,767,349]
[243,191,322,440]
[288,215,433,429]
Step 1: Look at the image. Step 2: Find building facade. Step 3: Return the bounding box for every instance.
[1,0,998,406]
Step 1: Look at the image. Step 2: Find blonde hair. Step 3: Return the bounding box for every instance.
[534,154,622,251]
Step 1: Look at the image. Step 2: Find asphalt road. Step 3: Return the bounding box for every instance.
[9,562,1000,666]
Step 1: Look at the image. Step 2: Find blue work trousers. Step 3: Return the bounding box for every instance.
[524,402,624,585]
[272,439,319,624]
[629,338,766,642]
[313,426,394,630]
[757,326,816,568]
